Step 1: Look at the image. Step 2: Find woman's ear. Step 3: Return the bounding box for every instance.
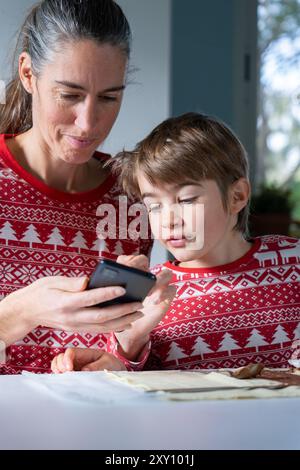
[229,177,251,215]
[19,52,35,94]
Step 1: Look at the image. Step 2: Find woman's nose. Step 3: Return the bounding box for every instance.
[74,101,98,133]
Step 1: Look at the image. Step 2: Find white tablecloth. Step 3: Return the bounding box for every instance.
[0,371,299,450]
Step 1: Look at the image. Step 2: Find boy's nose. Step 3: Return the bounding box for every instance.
[161,206,183,228]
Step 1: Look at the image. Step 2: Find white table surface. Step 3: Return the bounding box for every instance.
[0,372,299,450]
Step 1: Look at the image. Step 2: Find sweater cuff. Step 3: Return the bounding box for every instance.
[0,363,21,375]
[107,333,150,371]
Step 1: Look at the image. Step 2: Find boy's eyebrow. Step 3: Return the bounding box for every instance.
[142,192,157,199]
[54,80,125,93]
[142,183,203,199]
[176,182,204,189]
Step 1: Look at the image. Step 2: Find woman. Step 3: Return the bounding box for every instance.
[0,0,174,374]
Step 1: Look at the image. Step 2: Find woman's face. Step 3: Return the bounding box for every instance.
[27,40,127,164]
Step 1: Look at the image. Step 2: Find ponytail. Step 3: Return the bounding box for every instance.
[0,76,32,134]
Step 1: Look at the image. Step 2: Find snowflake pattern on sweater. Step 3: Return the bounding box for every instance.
[142,235,300,370]
[0,135,152,374]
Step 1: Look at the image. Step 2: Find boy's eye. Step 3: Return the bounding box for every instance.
[148,203,161,213]
[179,197,198,204]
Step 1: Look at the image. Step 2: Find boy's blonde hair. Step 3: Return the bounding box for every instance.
[111,112,250,234]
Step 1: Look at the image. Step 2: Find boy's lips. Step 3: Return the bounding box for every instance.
[165,234,196,248]
[166,237,187,248]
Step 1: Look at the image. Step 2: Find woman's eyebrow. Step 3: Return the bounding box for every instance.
[54,80,125,93]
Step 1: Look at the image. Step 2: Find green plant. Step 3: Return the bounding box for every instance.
[250,185,293,215]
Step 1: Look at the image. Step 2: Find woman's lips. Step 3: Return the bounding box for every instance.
[65,135,94,149]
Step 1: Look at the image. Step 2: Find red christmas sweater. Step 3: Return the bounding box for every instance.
[109,235,300,370]
[0,134,152,374]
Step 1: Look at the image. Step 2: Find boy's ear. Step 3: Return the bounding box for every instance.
[229,178,250,215]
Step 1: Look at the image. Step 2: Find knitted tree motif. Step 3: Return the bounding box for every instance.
[71,231,88,251]
[22,224,41,247]
[191,336,212,357]
[218,332,239,356]
[293,323,300,340]
[113,240,124,256]
[46,227,64,248]
[92,238,107,253]
[272,324,289,347]
[166,341,187,364]
[0,221,17,244]
[246,328,268,351]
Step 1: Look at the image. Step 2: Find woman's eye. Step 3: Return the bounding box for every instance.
[59,94,118,103]
[99,95,118,102]
[60,94,80,101]
[60,94,78,100]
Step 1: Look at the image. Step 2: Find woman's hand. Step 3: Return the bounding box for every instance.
[51,347,126,373]
[114,255,177,360]
[0,275,144,346]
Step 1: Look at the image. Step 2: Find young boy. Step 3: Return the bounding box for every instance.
[52,113,300,372]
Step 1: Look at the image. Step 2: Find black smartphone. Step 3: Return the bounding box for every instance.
[87,258,157,307]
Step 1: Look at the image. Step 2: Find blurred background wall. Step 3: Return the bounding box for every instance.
[5,1,294,264]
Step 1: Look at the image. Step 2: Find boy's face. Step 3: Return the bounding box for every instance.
[139,173,239,265]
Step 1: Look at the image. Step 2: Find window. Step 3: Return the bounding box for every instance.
[257,0,300,222]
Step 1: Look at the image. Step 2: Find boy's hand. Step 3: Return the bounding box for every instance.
[115,255,177,361]
[51,347,126,373]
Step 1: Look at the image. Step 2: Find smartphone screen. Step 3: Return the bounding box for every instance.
[87,259,157,307]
